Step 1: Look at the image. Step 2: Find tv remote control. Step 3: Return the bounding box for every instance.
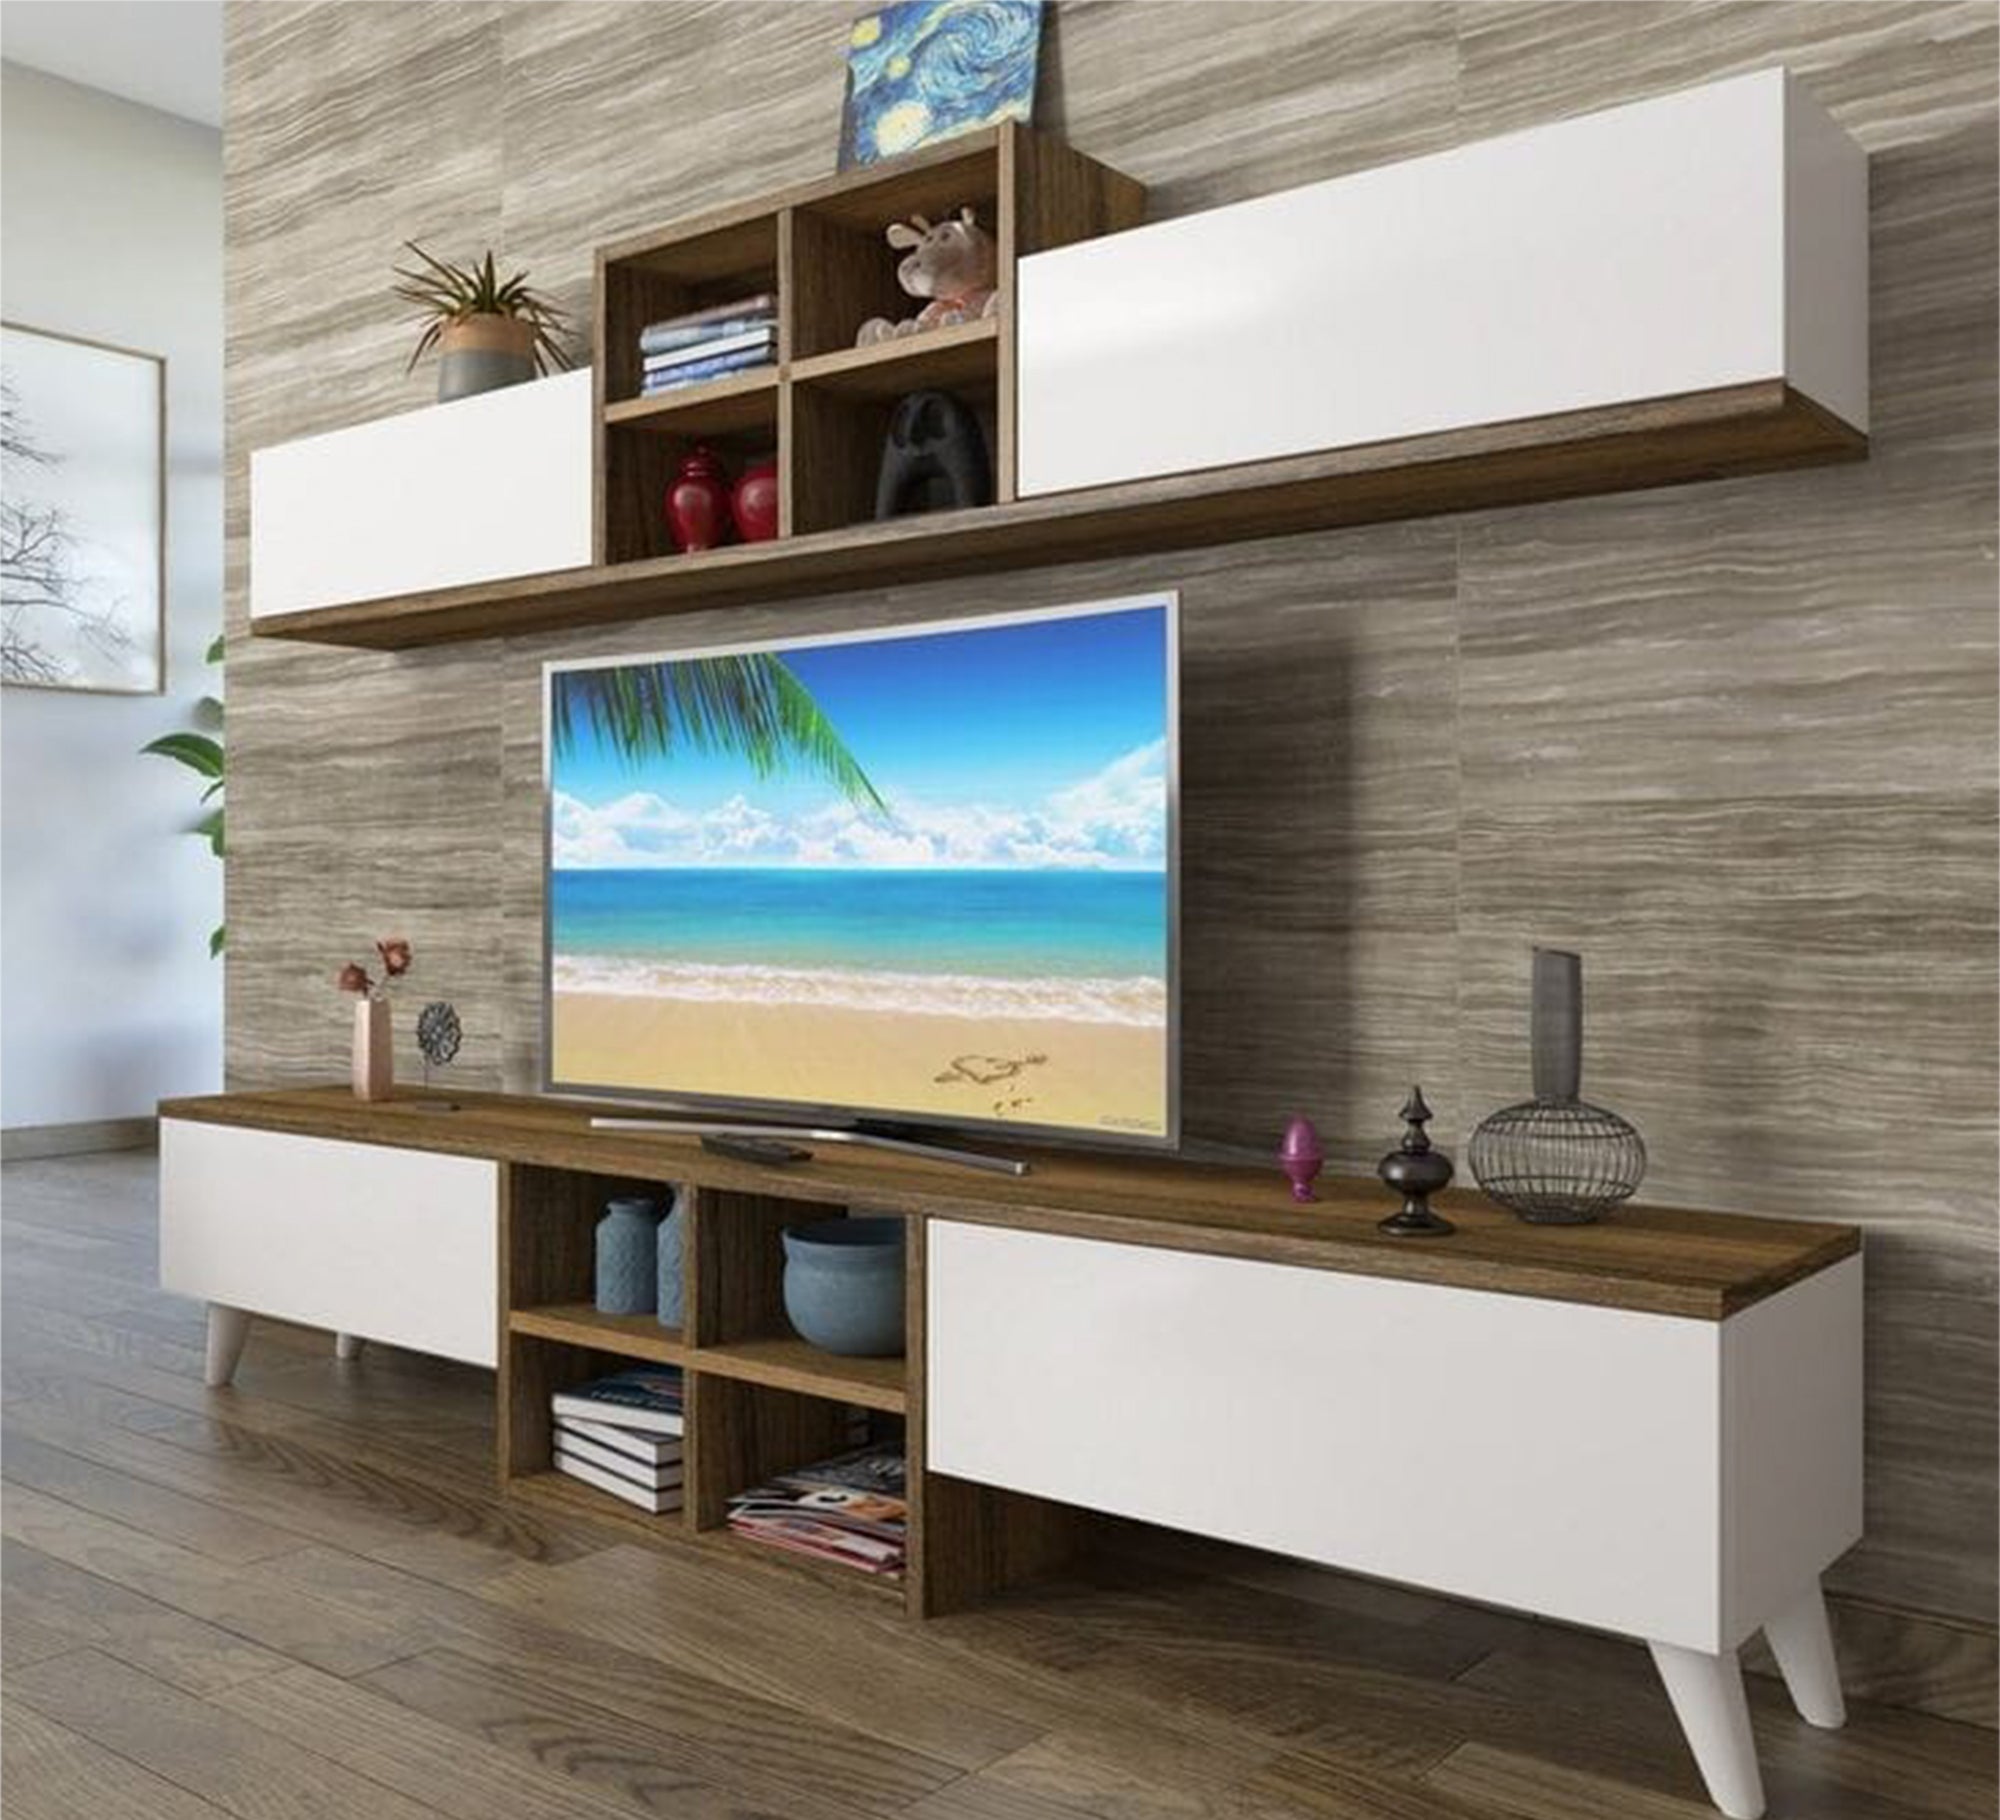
[699,1134,812,1166]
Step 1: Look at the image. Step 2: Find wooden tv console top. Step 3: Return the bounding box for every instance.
[160,1085,1855,1320]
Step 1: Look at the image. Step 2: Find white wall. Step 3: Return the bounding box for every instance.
[1,61,223,1131]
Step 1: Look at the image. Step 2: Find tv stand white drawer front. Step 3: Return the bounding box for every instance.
[923,1220,1860,1655]
[160,1120,499,1370]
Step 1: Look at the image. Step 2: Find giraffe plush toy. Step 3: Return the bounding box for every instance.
[855,207,1000,345]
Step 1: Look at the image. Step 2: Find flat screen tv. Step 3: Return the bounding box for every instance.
[543,593,1179,1148]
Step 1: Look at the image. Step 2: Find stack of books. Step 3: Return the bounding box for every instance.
[549,1366,685,1514]
[726,1442,906,1577]
[638,294,776,397]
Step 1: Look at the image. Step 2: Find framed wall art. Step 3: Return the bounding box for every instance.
[837,0,1044,170]
[1,321,166,693]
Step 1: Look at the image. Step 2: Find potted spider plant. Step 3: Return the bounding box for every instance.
[393,242,573,403]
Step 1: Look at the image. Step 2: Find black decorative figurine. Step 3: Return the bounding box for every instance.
[1377,1086,1455,1237]
[875,390,991,518]
[1468,948,1647,1225]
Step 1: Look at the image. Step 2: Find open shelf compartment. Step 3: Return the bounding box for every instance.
[693,1373,904,1587]
[787,140,1002,363]
[597,213,780,409]
[601,389,781,566]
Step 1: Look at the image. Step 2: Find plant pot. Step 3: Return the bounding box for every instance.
[351,996,393,1101]
[436,314,536,403]
[781,1216,905,1358]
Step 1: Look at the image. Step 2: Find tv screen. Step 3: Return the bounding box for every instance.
[543,594,1179,1145]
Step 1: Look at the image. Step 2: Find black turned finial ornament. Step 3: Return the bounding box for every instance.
[1377,1085,1456,1237]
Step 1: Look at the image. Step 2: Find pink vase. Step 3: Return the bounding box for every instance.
[352,996,393,1101]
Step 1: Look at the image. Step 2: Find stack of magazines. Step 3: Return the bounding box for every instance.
[726,1443,906,1576]
[549,1366,685,1514]
[638,294,776,396]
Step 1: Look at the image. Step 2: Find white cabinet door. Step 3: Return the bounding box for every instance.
[927,1220,1727,1648]
[160,1121,499,1368]
[249,368,592,617]
[1017,69,1866,497]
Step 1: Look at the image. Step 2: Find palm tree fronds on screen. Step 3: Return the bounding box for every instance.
[553,651,885,814]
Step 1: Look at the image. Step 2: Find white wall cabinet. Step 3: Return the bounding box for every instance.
[249,368,592,618]
[1017,69,1867,497]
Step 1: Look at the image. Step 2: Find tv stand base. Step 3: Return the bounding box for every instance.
[158,1086,1863,1819]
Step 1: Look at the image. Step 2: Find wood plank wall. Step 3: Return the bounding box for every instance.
[222,1,1997,1648]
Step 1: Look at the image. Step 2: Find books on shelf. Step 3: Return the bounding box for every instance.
[726,1443,907,1577]
[554,1443,684,1514]
[638,344,776,396]
[554,1417,683,1489]
[549,1365,686,1435]
[557,1410,683,1466]
[634,293,779,397]
[638,294,776,355]
[643,324,775,373]
[548,1368,687,1513]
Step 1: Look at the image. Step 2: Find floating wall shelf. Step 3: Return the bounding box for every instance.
[249,73,1867,652]
[253,380,1860,649]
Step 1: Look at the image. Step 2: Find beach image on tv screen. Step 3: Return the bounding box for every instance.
[546,597,1174,1140]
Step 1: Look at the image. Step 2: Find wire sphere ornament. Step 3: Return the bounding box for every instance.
[415,1000,462,1085]
[1467,1099,1646,1225]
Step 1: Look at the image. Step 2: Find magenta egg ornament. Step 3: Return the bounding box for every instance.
[1278,1115,1325,1203]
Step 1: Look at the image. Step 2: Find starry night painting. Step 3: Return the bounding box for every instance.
[837,0,1044,170]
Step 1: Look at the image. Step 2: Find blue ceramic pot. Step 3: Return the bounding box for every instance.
[655,1196,686,1329]
[595,1196,660,1315]
[781,1216,905,1357]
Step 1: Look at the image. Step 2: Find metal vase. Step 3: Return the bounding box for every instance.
[1468,947,1647,1224]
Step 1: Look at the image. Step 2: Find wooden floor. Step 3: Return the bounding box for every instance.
[2,1151,1991,1820]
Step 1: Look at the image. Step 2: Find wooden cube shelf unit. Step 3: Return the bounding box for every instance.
[499,1165,942,1608]
[594,124,1147,566]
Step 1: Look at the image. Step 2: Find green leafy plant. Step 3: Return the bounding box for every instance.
[142,632,225,957]
[392,243,573,375]
[551,652,885,814]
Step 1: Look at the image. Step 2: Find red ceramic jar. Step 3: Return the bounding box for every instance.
[731,455,780,543]
[664,446,732,553]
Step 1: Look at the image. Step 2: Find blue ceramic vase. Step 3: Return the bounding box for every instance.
[595,1196,660,1315]
[655,1196,686,1329]
[781,1216,906,1357]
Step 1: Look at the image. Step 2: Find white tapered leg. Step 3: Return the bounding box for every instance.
[334,1332,365,1362]
[204,1304,251,1387]
[1764,1580,1846,1729]
[1649,1641,1765,1820]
